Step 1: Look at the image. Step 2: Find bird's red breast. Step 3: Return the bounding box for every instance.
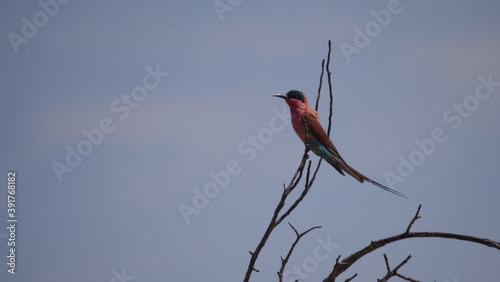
[286,95,321,143]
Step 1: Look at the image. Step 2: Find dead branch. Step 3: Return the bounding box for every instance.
[325,40,333,136]
[243,149,309,282]
[315,59,325,112]
[405,205,421,234]
[377,254,418,282]
[322,204,500,282]
[277,223,322,282]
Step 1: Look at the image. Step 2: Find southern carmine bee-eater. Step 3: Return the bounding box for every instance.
[274,90,406,198]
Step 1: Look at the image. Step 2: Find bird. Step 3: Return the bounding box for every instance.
[273,90,406,198]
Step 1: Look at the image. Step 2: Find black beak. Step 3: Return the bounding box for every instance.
[273,93,287,100]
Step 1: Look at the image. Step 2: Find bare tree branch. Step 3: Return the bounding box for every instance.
[243,150,309,282]
[322,205,500,282]
[277,223,322,282]
[377,254,417,282]
[405,204,422,234]
[276,160,312,226]
[325,40,334,136]
[315,59,325,112]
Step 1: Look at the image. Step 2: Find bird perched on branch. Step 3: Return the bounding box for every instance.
[274,90,406,198]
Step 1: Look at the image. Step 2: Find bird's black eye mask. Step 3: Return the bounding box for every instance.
[286,90,305,103]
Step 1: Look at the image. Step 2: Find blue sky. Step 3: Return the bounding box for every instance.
[1,0,500,281]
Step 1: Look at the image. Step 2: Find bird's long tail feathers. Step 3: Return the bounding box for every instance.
[362,176,407,198]
[328,159,407,198]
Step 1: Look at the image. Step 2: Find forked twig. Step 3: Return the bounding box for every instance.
[377,254,417,282]
[277,224,322,282]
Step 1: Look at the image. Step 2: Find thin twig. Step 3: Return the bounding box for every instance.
[276,161,313,226]
[325,40,334,136]
[316,59,325,111]
[377,254,414,282]
[383,253,391,272]
[277,224,322,282]
[306,157,322,187]
[302,114,310,147]
[394,262,414,279]
[405,204,422,234]
[289,148,310,189]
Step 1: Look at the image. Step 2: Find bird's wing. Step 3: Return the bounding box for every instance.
[301,111,348,176]
[302,111,345,162]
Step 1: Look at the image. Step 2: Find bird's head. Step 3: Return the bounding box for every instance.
[273,90,308,109]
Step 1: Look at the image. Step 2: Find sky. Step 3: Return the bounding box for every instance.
[1,0,500,281]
